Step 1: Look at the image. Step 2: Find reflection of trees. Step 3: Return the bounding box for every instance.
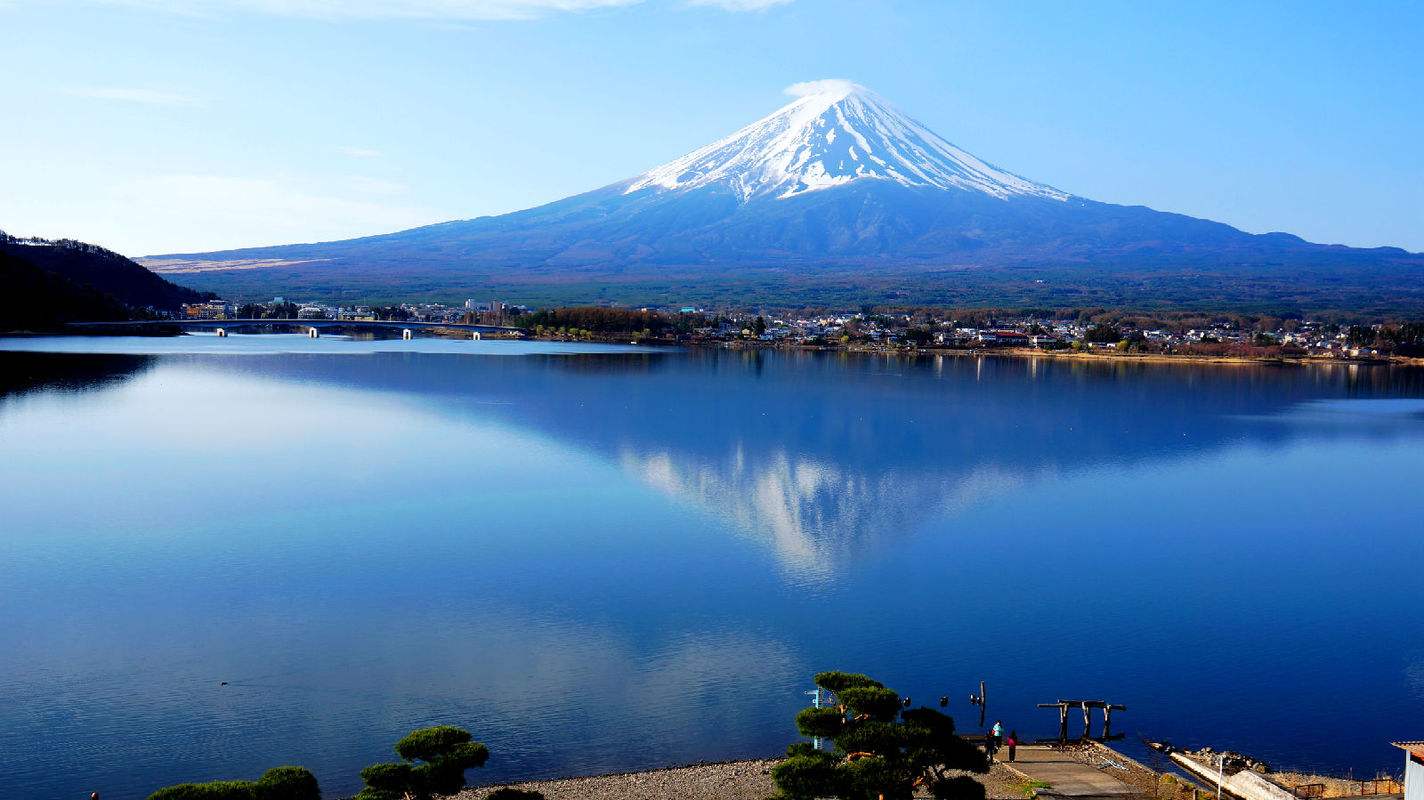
[534,351,667,376]
[0,352,154,403]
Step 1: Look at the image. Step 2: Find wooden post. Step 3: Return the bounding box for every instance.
[1103,706,1113,739]
[1058,704,1068,742]
[1081,702,1092,739]
[979,681,987,728]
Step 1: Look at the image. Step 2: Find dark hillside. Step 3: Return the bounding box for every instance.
[2,233,205,311]
[1,232,210,331]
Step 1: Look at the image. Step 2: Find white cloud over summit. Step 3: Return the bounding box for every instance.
[782,79,861,97]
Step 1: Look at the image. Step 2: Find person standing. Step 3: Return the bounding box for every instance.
[1006,730,1019,763]
[992,720,1004,752]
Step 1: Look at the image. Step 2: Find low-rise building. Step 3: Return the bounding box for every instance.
[978,330,1030,346]
[182,301,233,320]
[1395,742,1423,800]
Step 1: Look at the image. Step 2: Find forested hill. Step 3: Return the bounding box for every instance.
[1,232,208,331]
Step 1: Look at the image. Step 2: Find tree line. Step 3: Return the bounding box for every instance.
[143,669,984,800]
[514,306,732,340]
[145,725,543,800]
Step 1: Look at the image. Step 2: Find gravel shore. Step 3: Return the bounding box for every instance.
[457,758,1027,800]
[458,759,780,800]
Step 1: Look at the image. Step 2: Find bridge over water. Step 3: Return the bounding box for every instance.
[66,318,524,339]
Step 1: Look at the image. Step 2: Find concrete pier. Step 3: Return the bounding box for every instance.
[993,745,1140,800]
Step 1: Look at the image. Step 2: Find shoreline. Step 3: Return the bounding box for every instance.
[7,328,1422,369]
[454,757,1029,800]
[706,339,1424,368]
[446,740,1405,800]
[453,758,781,800]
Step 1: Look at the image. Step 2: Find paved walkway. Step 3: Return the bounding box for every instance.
[994,746,1141,800]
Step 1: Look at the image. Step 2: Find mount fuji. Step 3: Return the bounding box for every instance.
[147,80,1422,309]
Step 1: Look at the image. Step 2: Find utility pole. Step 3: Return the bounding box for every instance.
[1216,753,1225,800]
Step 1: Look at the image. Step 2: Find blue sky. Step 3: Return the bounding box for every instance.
[1,0,1420,256]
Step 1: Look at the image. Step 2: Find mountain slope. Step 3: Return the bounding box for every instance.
[145,82,1422,309]
[1,232,206,330]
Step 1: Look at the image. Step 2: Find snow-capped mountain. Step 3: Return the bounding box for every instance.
[626,79,1067,202]
[147,81,1421,308]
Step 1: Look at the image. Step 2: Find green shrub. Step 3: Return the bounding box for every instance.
[147,780,258,800]
[835,720,905,755]
[795,706,844,739]
[836,686,901,721]
[357,725,490,800]
[396,726,474,763]
[838,756,897,798]
[357,762,415,798]
[813,671,883,694]
[771,753,842,799]
[774,672,982,800]
[256,766,320,800]
[147,765,320,800]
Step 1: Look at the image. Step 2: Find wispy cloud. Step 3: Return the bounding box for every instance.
[338,145,383,158]
[64,0,789,19]
[65,86,198,106]
[78,0,644,21]
[686,0,791,10]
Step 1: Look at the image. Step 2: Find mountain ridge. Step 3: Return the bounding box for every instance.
[143,81,1422,310]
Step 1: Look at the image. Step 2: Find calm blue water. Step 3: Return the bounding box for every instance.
[2,335,1423,799]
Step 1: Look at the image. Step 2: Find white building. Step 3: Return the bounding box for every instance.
[1395,742,1423,800]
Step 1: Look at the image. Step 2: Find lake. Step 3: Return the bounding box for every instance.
[2,335,1423,799]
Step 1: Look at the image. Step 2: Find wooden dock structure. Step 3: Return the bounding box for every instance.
[1037,699,1128,742]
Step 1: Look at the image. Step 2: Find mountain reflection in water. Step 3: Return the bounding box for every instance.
[191,349,1424,578]
[2,343,1423,800]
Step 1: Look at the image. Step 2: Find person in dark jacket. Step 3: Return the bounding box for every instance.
[1006,730,1019,762]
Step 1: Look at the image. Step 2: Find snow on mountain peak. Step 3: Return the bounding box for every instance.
[626,81,1069,202]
